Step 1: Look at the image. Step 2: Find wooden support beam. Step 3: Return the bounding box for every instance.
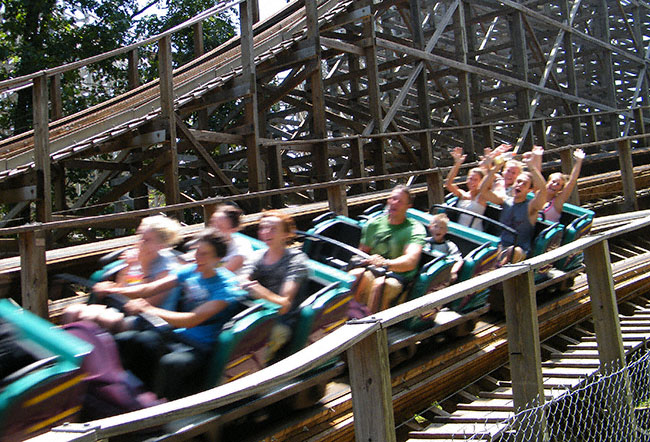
[347,325,396,442]
[616,139,638,211]
[53,164,66,213]
[49,73,63,122]
[587,115,598,143]
[425,170,444,207]
[350,137,367,194]
[158,35,180,209]
[192,22,209,130]
[327,183,348,216]
[306,0,329,200]
[560,0,583,145]
[634,107,646,148]
[409,0,434,175]
[240,0,264,209]
[175,117,240,195]
[362,12,387,187]
[502,270,545,413]
[128,48,140,90]
[267,144,284,208]
[453,0,476,158]
[509,10,532,151]
[594,0,620,139]
[33,74,52,223]
[583,240,625,368]
[534,119,547,148]
[19,231,48,318]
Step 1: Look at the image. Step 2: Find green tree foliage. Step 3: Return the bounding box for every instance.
[0,0,235,137]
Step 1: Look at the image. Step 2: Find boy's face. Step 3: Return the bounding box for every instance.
[430,221,447,242]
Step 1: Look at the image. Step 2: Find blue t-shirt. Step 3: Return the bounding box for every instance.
[172,264,243,346]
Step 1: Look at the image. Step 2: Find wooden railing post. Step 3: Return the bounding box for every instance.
[616,139,638,212]
[583,240,625,367]
[502,270,545,413]
[350,137,367,194]
[587,114,598,143]
[634,107,646,148]
[19,230,48,318]
[347,324,396,442]
[158,35,181,214]
[327,183,348,216]
[203,203,217,226]
[240,0,264,211]
[49,73,63,121]
[33,74,52,223]
[559,148,580,205]
[426,170,445,208]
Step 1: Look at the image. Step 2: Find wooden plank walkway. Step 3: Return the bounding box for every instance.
[405,305,650,441]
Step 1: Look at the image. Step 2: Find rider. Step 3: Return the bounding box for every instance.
[349,185,426,315]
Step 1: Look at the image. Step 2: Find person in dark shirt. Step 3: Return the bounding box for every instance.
[241,210,309,360]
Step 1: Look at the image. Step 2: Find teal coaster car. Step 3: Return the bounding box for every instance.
[0,299,92,442]
[551,203,594,271]
[303,208,498,325]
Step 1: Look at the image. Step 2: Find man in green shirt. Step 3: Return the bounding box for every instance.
[350,185,426,314]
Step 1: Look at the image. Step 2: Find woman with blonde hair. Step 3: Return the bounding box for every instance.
[541,149,585,223]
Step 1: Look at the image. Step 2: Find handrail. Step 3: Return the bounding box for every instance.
[31,214,650,441]
[0,0,244,93]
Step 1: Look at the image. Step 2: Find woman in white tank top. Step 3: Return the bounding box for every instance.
[445,147,490,231]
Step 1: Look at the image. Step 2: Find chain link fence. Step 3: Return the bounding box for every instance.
[442,347,650,441]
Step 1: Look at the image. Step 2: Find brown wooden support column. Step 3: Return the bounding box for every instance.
[347,324,396,442]
[33,74,52,223]
[534,119,547,148]
[594,0,619,138]
[453,0,475,158]
[616,139,638,212]
[267,144,284,208]
[127,48,148,211]
[193,22,209,130]
[158,35,180,214]
[503,270,545,414]
[327,183,348,216]
[410,0,436,207]
[128,48,140,89]
[306,0,329,200]
[426,171,444,207]
[559,148,579,205]
[240,0,264,210]
[203,203,217,226]
[350,137,367,195]
[635,107,646,148]
[362,8,387,187]
[584,240,625,368]
[53,164,67,213]
[19,231,48,318]
[49,73,63,122]
[587,115,598,143]
[509,10,532,151]
[560,0,583,145]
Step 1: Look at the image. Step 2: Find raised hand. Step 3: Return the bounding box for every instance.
[573,148,585,161]
[451,146,466,164]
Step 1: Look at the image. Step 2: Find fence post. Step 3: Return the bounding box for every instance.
[19,230,48,318]
[559,148,580,205]
[616,139,638,212]
[502,270,546,419]
[347,324,396,442]
[327,183,348,216]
